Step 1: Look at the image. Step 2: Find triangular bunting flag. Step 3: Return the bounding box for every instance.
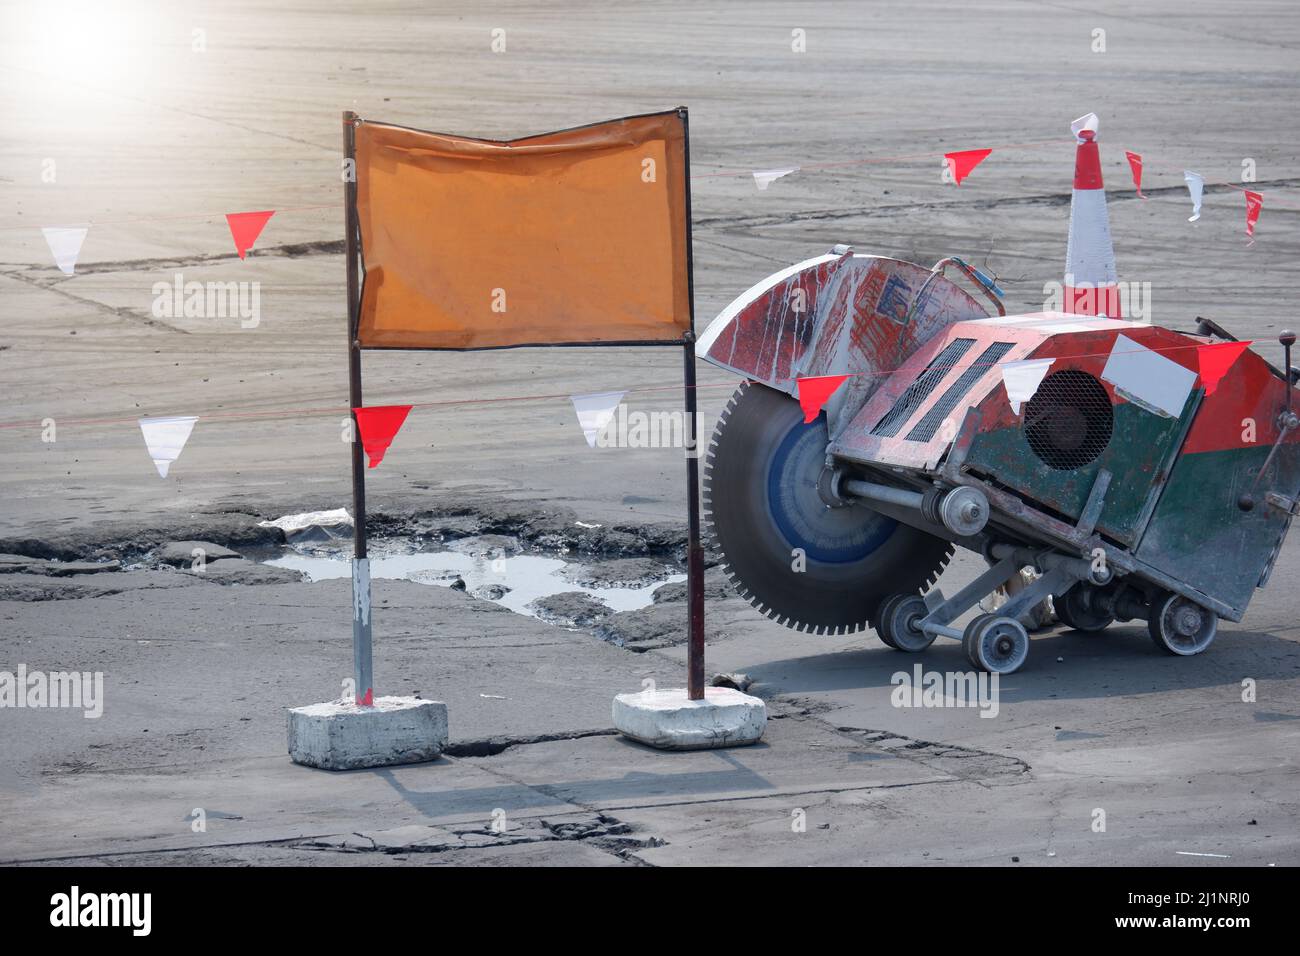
[353,405,412,468]
[570,391,626,447]
[944,149,992,186]
[796,375,850,423]
[1197,341,1251,396]
[139,416,198,477]
[42,227,88,276]
[226,210,275,259]
[1070,112,1100,141]
[1002,358,1055,415]
[752,167,799,191]
[1244,190,1263,240]
[1184,171,1204,222]
[1125,151,1146,199]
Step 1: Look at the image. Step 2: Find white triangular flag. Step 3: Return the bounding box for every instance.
[139,416,198,477]
[1002,358,1055,414]
[42,227,88,275]
[570,391,625,447]
[1183,171,1205,222]
[1069,112,1100,142]
[752,167,799,191]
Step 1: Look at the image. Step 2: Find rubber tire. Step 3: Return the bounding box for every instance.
[962,613,995,664]
[1147,593,1218,656]
[966,615,1030,674]
[876,594,905,649]
[884,594,935,652]
[1055,584,1114,633]
[704,382,952,635]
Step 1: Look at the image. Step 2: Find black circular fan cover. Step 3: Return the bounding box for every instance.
[1023,369,1113,470]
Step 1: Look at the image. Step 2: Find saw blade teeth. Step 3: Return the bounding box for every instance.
[704,379,953,639]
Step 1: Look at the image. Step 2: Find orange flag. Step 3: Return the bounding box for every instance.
[353,111,690,350]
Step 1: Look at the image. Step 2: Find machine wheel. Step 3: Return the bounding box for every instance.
[1148,593,1218,656]
[878,593,935,652]
[875,594,904,648]
[964,615,1030,674]
[704,381,953,635]
[961,613,994,663]
[1055,584,1114,633]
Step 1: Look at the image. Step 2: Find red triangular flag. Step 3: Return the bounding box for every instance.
[1197,341,1251,396]
[353,405,413,467]
[1125,150,1146,199]
[944,149,992,185]
[1244,190,1263,239]
[797,375,850,423]
[225,210,275,259]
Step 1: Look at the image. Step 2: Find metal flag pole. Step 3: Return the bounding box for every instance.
[684,332,705,700]
[343,110,373,707]
[679,106,705,701]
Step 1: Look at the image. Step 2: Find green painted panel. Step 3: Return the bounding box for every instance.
[965,398,1191,542]
[1136,444,1298,614]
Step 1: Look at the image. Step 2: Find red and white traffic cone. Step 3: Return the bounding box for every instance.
[1064,112,1121,318]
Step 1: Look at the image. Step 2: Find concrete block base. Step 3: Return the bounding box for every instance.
[612,686,766,750]
[288,696,448,770]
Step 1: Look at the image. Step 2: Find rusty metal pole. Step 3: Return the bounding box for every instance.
[679,106,705,701]
[343,110,373,707]
[684,334,705,700]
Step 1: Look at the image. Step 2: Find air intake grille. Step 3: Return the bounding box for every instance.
[869,338,975,438]
[906,342,1015,442]
[1023,369,1113,470]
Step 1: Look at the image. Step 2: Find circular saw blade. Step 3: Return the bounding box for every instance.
[703,381,951,635]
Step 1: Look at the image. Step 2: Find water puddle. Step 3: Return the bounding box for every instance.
[264,538,684,622]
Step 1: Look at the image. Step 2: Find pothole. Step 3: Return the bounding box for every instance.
[261,534,685,625]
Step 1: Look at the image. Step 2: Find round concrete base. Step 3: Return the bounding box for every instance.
[612,686,766,750]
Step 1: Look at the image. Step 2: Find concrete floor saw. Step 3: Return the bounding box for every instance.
[697,116,1300,675]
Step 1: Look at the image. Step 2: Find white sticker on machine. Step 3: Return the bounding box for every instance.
[1100,334,1197,419]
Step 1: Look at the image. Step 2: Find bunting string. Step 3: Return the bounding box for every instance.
[0,337,1253,434]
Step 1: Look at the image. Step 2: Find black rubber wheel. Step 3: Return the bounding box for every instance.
[876,594,905,649]
[704,382,952,635]
[966,615,1030,674]
[1055,584,1114,633]
[882,594,935,652]
[962,613,994,664]
[1147,593,1218,655]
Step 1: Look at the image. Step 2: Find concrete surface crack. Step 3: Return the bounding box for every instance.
[830,725,1031,783]
[292,810,660,863]
[443,728,619,757]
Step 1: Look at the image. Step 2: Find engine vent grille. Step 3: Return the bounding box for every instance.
[1023,369,1113,470]
[906,341,1015,442]
[869,338,975,438]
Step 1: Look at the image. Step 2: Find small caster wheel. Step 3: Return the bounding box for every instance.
[965,614,1030,674]
[1148,593,1217,655]
[880,594,935,652]
[1055,584,1114,633]
[961,613,994,663]
[875,594,905,649]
